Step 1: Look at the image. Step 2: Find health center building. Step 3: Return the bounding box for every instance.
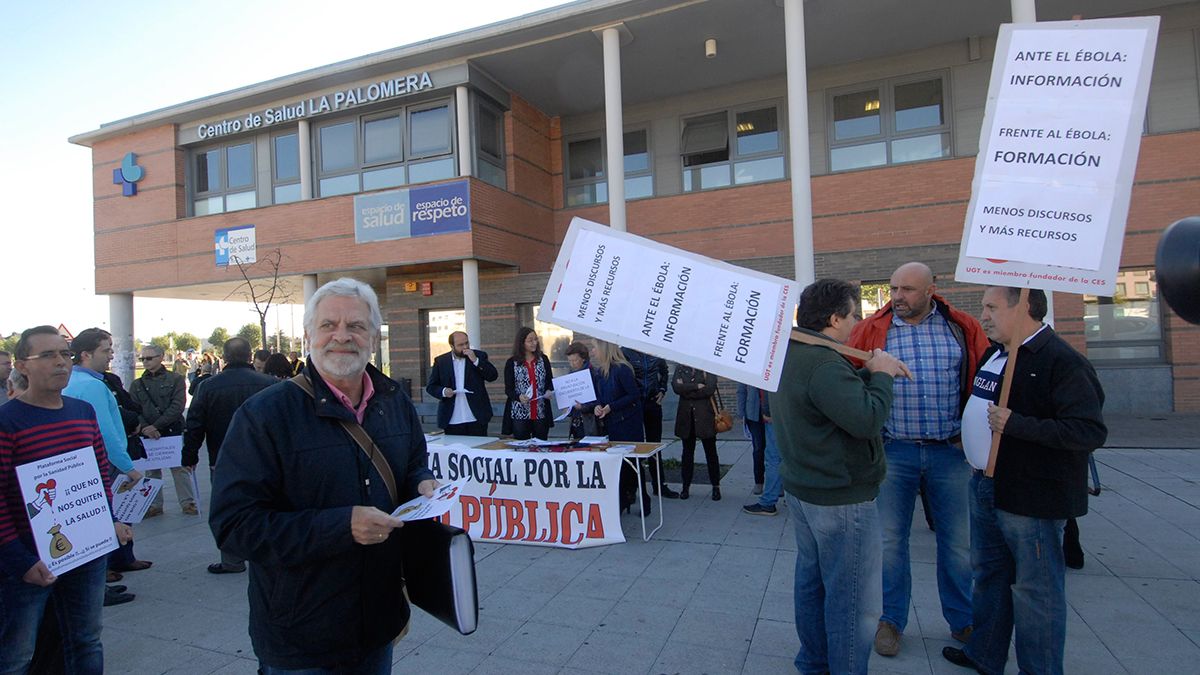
[72,0,1200,413]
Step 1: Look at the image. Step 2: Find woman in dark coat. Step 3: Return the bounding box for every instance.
[589,339,646,512]
[503,327,554,440]
[564,341,601,440]
[673,364,721,500]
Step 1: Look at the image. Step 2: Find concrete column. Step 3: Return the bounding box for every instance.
[303,274,318,304]
[784,0,815,285]
[109,293,135,388]
[298,120,313,199]
[462,259,481,346]
[601,25,627,232]
[456,86,472,178]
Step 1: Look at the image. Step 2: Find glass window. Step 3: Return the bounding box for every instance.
[320,174,359,197]
[408,157,455,184]
[410,105,451,158]
[320,122,356,173]
[364,115,402,165]
[1083,269,1164,363]
[192,142,257,215]
[363,166,406,191]
[519,304,575,378]
[625,175,653,200]
[476,100,506,190]
[195,150,220,193]
[736,108,780,155]
[425,309,466,369]
[829,75,951,172]
[274,134,299,182]
[479,160,506,190]
[564,129,653,206]
[568,138,604,180]
[681,105,785,192]
[226,143,254,188]
[623,130,649,173]
[478,105,502,160]
[274,183,302,204]
[681,112,729,167]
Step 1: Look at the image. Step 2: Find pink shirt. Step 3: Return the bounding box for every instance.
[324,372,376,424]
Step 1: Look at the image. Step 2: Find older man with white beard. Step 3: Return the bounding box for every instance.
[209,278,436,674]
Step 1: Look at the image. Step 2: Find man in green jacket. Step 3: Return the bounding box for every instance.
[771,278,909,675]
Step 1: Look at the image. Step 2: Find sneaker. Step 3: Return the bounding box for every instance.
[874,621,901,657]
[182,503,200,516]
[742,503,778,516]
[144,506,164,518]
[752,483,764,495]
[951,625,974,643]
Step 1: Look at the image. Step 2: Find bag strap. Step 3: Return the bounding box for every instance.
[290,373,399,507]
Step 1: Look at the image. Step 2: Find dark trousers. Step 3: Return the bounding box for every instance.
[445,421,489,437]
[511,418,550,440]
[641,403,669,490]
[681,436,720,487]
[107,466,136,569]
[746,419,766,485]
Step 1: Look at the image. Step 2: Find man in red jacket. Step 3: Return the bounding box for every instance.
[848,262,989,657]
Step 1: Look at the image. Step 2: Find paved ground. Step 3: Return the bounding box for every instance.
[100,415,1200,674]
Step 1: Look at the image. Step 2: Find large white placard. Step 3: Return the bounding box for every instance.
[956,17,1158,295]
[539,218,799,391]
[552,369,597,410]
[425,445,625,548]
[15,448,119,574]
[132,435,183,472]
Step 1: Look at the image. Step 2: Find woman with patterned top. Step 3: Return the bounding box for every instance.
[502,327,554,440]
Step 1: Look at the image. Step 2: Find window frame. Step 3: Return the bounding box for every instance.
[563,126,654,207]
[270,130,302,205]
[190,140,258,216]
[475,97,507,190]
[826,71,953,173]
[680,101,787,193]
[1083,268,1166,366]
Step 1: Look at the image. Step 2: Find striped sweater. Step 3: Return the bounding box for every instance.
[0,397,111,578]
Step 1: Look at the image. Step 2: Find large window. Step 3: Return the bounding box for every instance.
[1083,269,1164,363]
[564,129,653,206]
[828,74,951,172]
[316,100,456,198]
[681,104,785,192]
[518,304,576,377]
[192,142,256,215]
[476,100,507,190]
[272,132,302,204]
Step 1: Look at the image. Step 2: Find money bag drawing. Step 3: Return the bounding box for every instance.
[25,479,56,519]
[48,524,73,558]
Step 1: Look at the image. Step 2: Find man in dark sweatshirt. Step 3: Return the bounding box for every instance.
[771,279,909,675]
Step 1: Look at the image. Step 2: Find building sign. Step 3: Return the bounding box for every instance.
[194,71,434,141]
[354,179,471,244]
[956,17,1159,295]
[112,152,144,197]
[539,218,799,392]
[215,225,257,266]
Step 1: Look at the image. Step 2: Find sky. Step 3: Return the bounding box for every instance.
[0,0,571,344]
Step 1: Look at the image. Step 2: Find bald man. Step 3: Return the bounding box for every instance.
[848,262,990,657]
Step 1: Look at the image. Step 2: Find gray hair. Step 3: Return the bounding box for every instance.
[304,278,382,338]
[8,367,27,394]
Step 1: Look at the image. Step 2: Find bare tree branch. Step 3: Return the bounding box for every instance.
[222,248,294,349]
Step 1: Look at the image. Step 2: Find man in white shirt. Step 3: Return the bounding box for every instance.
[425,331,498,436]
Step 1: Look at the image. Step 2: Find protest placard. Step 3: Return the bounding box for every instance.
[552,369,597,410]
[390,478,469,522]
[110,475,163,524]
[955,16,1159,296]
[15,447,118,574]
[539,218,799,391]
[425,444,624,548]
[132,435,184,472]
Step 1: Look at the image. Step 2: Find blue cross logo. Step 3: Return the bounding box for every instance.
[112,153,144,196]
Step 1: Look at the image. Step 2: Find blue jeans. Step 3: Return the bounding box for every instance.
[788,493,882,675]
[259,643,393,675]
[965,472,1066,675]
[757,423,782,507]
[877,439,972,633]
[0,556,106,674]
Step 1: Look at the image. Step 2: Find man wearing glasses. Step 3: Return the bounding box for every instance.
[133,345,195,516]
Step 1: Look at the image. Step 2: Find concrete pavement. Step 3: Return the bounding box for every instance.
[100,431,1200,674]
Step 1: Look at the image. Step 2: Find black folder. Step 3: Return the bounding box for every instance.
[400,518,478,635]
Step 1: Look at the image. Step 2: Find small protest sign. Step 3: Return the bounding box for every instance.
[552,369,597,411]
[132,435,183,472]
[110,475,163,524]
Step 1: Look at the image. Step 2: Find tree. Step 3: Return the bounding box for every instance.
[176,332,201,352]
[150,335,173,352]
[0,333,19,354]
[208,327,230,350]
[226,249,294,353]
[237,323,263,349]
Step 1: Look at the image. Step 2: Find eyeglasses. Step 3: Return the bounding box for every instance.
[139,355,162,362]
[22,350,75,362]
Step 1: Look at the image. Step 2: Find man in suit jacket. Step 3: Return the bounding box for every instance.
[426,331,498,436]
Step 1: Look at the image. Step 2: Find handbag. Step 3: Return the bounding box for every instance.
[711,389,733,434]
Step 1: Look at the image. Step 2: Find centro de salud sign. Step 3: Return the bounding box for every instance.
[354,180,471,244]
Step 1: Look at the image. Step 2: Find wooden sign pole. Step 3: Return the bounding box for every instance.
[985,287,1029,478]
[789,329,914,380]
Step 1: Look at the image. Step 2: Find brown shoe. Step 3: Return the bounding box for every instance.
[874,621,901,657]
[182,503,199,516]
[951,625,974,643]
[144,506,163,518]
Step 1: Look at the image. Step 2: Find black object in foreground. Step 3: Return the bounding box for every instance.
[401,518,479,635]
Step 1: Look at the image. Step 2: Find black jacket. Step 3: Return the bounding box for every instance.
[621,347,668,407]
[425,349,498,429]
[985,326,1106,520]
[209,361,434,669]
[182,362,276,467]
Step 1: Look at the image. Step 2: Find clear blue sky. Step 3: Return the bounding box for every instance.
[0,0,569,343]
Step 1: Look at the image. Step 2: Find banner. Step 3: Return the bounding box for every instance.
[425,445,624,548]
[15,448,119,574]
[132,435,183,472]
[354,179,471,243]
[956,17,1159,295]
[539,218,799,391]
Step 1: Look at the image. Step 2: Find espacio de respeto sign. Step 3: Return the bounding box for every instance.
[196,71,435,140]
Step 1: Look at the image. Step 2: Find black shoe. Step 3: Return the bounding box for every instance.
[660,484,679,499]
[104,587,135,606]
[106,584,128,594]
[680,486,690,500]
[942,647,983,672]
[207,562,246,574]
[711,486,722,501]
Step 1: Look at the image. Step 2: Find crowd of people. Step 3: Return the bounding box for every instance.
[0,266,1105,674]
